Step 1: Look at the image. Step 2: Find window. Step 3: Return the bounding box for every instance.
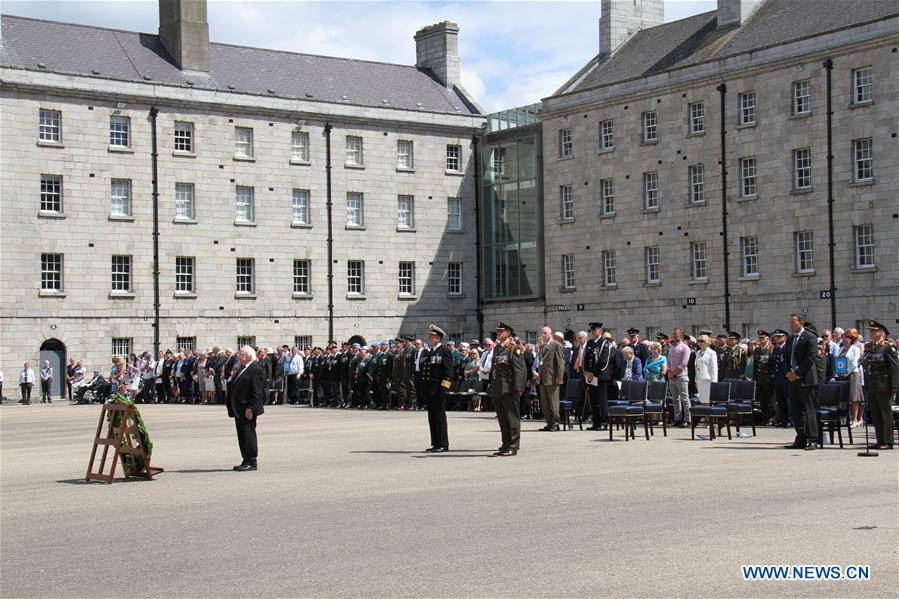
[347,260,364,295]
[111,255,132,292]
[448,262,462,295]
[41,253,63,291]
[398,261,415,295]
[176,337,196,353]
[690,241,708,280]
[739,91,756,125]
[645,246,660,283]
[175,183,195,219]
[234,127,253,158]
[446,144,461,172]
[492,148,506,177]
[689,164,705,204]
[643,172,659,210]
[740,236,759,277]
[236,258,254,294]
[447,197,462,231]
[40,175,62,213]
[853,67,872,104]
[642,111,657,142]
[853,138,873,182]
[345,135,363,165]
[600,179,615,215]
[293,259,310,294]
[793,148,812,190]
[237,336,256,349]
[559,128,573,157]
[560,185,574,220]
[397,140,414,169]
[112,338,132,357]
[291,130,310,162]
[346,192,364,226]
[175,257,194,293]
[562,255,575,289]
[792,80,811,115]
[397,195,414,229]
[235,186,254,223]
[38,109,61,142]
[292,189,310,225]
[600,120,614,150]
[109,116,130,147]
[853,225,874,269]
[740,157,757,197]
[110,179,131,216]
[294,335,312,349]
[602,250,616,287]
[174,121,193,153]
[689,102,705,134]
[794,231,814,273]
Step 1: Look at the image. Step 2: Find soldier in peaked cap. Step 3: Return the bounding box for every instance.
[862,320,898,449]
[421,324,455,452]
[753,330,775,424]
[627,327,651,366]
[722,331,747,380]
[488,321,526,456]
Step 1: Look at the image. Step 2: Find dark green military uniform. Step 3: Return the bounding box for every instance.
[722,333,747,380]
[861,320,899,448]
[391,340,407,408]
[488,323,527,455]
[753,331,775,423]
[354,351,373,408]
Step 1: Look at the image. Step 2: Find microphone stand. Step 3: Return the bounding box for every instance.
[857,397,878,457]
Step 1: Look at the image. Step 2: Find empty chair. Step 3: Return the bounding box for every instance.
[723,379,757,437]
[559,379,584,431]
[815,382,852,448]
[645,381,669,437]
[690,381,732,440]
[607,381,648,441]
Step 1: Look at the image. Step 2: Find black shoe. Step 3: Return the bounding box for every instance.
[599,423,609,431]
[425,447,437,453]
[234,463,257,471]
[233,463,247,471]
[539,425,551,431]
[805,441,817,451]
[549,425,560,432]
[497,449,518,457]
[492,447,508,456]
[431,447,448,453]
[784,443,802,449]
[587,425,600,431]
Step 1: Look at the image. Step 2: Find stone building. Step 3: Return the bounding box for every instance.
[0,0,485,386]
[482,0,899,342]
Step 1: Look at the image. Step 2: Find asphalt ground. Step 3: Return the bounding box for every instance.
[1,403,897,598]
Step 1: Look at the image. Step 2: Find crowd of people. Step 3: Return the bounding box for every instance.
[3,315,896,451]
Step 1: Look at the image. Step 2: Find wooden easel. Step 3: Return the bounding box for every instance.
[85,403,162,483]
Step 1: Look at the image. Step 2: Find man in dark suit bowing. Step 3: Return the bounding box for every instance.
[227,345,266,471]
[783,313,819,450]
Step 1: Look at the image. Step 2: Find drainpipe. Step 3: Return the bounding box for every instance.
[325,123,334,343]
[716,83,731,331]
[823,58,836,330]
[473,135,484,342]
[149,107,161,356]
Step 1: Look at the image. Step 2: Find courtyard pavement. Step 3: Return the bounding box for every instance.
[1,403,897,598]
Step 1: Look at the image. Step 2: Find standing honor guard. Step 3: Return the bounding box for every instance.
[421,325,454,452]
[488,321,526,456]
[861,320,898,450]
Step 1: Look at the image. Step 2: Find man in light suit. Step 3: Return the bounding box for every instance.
[783,313,819,450]
[537,326,566,431]
[227,346,266,471]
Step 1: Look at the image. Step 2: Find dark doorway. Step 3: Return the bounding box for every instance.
[39,339,66,398]
[347,335,367,347]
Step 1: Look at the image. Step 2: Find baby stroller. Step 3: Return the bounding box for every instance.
[74,373,111,404]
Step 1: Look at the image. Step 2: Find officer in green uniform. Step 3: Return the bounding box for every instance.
[402,335,417,410]
[391,338,407,409]
[861,320,898,449]
[353,346,373,409]
[488,321,526,456]
[722,331,747,380]
[753,330,775,424]
[376,341,392,409]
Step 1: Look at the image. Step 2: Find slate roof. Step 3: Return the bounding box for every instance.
[566,0,899,95]
[0,14,478,116]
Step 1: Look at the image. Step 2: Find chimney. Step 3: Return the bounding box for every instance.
[158,0,209,73]
[414,22,460,89]
[717,0,762,29]
[600,0,665,55]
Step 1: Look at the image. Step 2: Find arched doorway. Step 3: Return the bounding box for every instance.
[346,335,367,347]
[39,339,66,399]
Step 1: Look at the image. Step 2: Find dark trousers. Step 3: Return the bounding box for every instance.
[66,381,73,402]
[234,414,258,463]
[426,392,448,449]
[155,380,168,403]
[774,382,791,425]
[415,374,425,409]
[286,374,300,404]
[21,383,32,403]
[354,379,369,407]
[756,385,775,424]
[588,381,609,425]
[341,379,351,405]
[41,379,52,401]
[494,393,521,451]
[135,380,155,403]
[788,381,818,445]
[868,390,895,446]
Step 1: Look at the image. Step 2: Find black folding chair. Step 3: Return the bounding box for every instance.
[645,381,669,437]
[608,381,648,441]
[690,382,732,440]
[815,382,852,448]
[722,379,757,437]
[560,379,584,431]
